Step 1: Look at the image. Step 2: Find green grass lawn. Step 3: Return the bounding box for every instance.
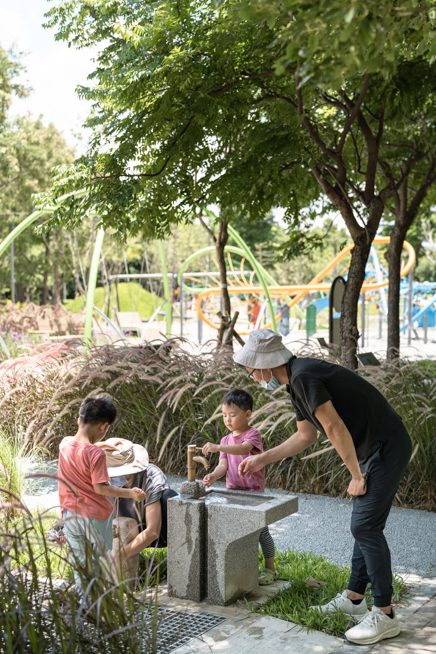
[65,282,165,320]
[255,549,408,637]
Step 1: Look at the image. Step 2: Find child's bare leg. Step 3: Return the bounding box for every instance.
[264,556,276,573]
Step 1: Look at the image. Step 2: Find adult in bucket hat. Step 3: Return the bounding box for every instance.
[236,329,412,646]
[98,437,178,561]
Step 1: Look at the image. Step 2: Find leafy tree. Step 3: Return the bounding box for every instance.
[0,44,75,303]
[0,46,28,128]
[41,0,436,366]
[0,115,75,302]
[40,0,320,340]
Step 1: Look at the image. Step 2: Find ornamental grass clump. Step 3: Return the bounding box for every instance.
[0,339,434,510]
[0,503,169,654]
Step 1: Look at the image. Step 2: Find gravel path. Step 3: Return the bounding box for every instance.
[22,463,436,578]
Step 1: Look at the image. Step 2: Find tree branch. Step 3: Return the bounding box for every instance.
[339,89,378,202]
[198,211,216,243]
[310,164,363,241]
[208,70,276,97]
[237,20,267,67]
[337,72,371,153]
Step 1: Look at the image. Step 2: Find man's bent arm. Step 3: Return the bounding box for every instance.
[314,401,363,481]
[259,420,318,465]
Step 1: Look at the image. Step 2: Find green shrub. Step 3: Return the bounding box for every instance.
[65,282,164,320]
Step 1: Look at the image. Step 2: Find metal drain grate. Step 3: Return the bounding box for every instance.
[6,574,226,653]
[154,608,227,654]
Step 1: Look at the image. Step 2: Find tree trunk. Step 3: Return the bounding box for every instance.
[41,236,50,305]
[385,222,408,360]
[340,238,372,370]
[53,255,60,305]
[216,219,231,343]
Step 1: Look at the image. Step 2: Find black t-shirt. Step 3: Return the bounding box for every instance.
[114,464,170,531]
[286,356,403,460]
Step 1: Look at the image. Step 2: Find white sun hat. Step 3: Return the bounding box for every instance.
[233,329,293,369]
[103,437,149,477]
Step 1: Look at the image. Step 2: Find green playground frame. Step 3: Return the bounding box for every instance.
[0,190,276,351]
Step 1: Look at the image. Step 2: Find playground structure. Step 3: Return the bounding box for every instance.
[0,189,436,357]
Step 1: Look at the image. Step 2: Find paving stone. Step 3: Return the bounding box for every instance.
[172,613,342,654]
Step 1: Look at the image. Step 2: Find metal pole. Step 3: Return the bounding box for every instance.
[408,267,413,346]
[424,313,428,344]
[361,292,365,347]
[198,299,203,344]
[180,273,183,337]
[10,237,15,304]
[378,308,382,339]
[84,227,105,345]
[157,241,172,337]
[198,316,202,344]
[367,298,370,344]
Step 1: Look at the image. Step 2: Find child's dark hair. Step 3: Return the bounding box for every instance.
[79,395,117,425]
[222,389,253,412]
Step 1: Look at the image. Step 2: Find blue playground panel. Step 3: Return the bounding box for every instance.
[312,297,329,313]
[415,307,435,328]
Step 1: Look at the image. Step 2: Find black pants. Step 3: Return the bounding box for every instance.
[348,425,412,607]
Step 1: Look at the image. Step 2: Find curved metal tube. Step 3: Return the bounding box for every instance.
[227,222,277,331]
[92,304,126,341]
[84,227,105,344]
[195,237,416,332]
[192,455,210,470]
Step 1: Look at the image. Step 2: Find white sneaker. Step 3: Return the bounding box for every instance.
[345,606,401,645]
[309,590,369,621]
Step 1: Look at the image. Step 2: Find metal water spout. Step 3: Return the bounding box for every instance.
[187,444,210,481]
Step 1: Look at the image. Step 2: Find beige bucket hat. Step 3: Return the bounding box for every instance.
[233,329,293,369]
[104,437,149,477]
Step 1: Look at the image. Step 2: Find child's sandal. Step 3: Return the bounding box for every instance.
[258,568,278,585]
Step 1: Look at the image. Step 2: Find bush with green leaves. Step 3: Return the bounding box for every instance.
[0,339,434,509]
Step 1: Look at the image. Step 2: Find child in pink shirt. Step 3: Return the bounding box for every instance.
[202,389,277,585]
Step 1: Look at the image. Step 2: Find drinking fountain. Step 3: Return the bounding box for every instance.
[167,445,298,606]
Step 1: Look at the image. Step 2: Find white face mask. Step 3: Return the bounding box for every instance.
[110,475,128,488]
[260,370,281,391]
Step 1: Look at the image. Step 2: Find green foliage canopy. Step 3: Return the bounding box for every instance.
[40,0,436,363]
[40,0,320,240]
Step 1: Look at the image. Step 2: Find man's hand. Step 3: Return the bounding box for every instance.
[238,454,264,478]
[203,473,216,487]
[202,442,219,455]
[129,487,146,502]
[347,476,367,497]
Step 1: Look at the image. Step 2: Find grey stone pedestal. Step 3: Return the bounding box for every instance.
[167,485,298,606]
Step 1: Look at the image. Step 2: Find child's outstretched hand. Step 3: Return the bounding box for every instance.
[203,473,216,487]
[129,487,146,502]
[202,442,219,455]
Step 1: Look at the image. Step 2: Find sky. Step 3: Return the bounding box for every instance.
[0,0,95,152]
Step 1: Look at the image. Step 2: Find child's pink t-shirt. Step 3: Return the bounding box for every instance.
[58,437,113,521]
[219,427,264,493]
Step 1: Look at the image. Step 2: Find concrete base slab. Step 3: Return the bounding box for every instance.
[171,613,343,654]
